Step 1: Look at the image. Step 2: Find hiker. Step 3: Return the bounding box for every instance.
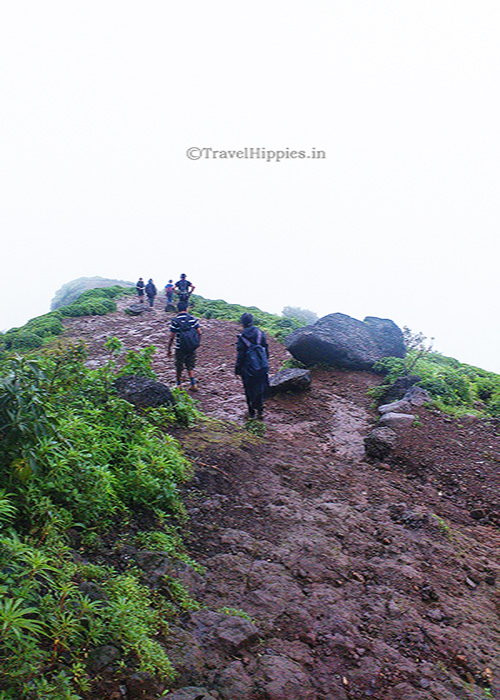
[145,279,157,307]
[168,300,201,391]
[136,277,145,303]
[164,280,174,305]
[235,312,269,419]
[174,273,195,303]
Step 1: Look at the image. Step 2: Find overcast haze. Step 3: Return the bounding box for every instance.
[1,2,499,372]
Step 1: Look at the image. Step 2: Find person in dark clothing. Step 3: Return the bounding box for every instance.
[136,277,145,302]
[145,279,157,307]
[235,312,270,419]
[174,273,195,303]
[168,300,201,390]
[164,280,174,304]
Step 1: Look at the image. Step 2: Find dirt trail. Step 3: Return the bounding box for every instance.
[64,299,500,700]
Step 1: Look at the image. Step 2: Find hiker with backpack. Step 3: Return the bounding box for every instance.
[235,312,270,419]
[136,277,145,303]
[168,300,201,391]
[145,279,157,307]
[174,274,195,303]
[164,280,174,304]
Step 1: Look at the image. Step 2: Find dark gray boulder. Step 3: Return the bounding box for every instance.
[285,313,405,370]
[269,368,312,396]
[125,302,152,316]
[364,427,397,459]
[377,375,421,404]
[114,375,174,408]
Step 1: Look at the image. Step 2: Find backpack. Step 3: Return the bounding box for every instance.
[240,330,269,376]
[177,317,200,353]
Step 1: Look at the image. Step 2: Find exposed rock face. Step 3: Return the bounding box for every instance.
[364,427,397,459]
[114,375,174,408]
[268,368,312,395]
[285,313,405,370]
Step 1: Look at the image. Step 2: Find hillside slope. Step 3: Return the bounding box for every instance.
[62,298,500,700]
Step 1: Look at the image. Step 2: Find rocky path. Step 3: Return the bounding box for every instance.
[63,299,500,700]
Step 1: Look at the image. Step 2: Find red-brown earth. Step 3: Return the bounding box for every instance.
[62,297,500,700]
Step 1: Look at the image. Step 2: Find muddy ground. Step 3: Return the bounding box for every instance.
[63,297,500,700]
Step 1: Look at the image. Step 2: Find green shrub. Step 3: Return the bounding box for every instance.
[4,331,44,350]
[0,345,196,697]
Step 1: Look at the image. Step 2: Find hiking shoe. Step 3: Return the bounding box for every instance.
[257,412,264,420]
[189,383,198,392]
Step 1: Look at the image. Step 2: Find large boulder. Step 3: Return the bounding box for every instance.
[285,313,405,370]
[114,375,174,408]
[268,368,312,395]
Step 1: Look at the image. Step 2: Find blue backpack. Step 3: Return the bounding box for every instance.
[240,330,269,376]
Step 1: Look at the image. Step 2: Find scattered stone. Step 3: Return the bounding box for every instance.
[379,412,416,429]
[125,302,153,316]
[160,688,219,700]
[126,671,166,699]
[114,375,174,408]
[389,503,428,529]
[364,427,397,459]
[405,385,432,406]
[377,375,421,404]
[257,654,316,700]
[268,368,312,395]
[285,313,405,370]
[190,611,260,653]
[378,398,412,414]
[215,660,254,700]
[86,645,121,673]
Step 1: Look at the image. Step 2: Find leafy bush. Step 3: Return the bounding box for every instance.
[0,345,195,697]
[4,331,44,350]
[372,347,500,417]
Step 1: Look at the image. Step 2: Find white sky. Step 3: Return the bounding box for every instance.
[1,1,499,372]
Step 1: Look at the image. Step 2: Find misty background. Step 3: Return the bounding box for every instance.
[1,2,499,372]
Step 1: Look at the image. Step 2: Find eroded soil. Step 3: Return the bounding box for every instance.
[63,298,500,700]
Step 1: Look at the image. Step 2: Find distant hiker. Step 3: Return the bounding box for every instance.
[145,279,157,307]
[165,280,174,304]
[235,312,269,419]
[168,300,201,391]
[174,273,195,303]
[136,277,145,303]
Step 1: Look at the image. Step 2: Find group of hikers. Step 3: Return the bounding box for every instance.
[135,274,195,308]
[135,274,269,419]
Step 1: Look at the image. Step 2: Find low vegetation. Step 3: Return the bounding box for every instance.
[190,294,305,340]
[0,339,198,699]
[0,286,134,353]
[373,327,500,418]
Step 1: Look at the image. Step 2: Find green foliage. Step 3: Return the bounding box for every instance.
[189,294,304,340]
[372,346,500,417]
[118,346,157,379]
[0,343,196,697]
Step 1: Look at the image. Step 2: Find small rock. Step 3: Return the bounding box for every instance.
[160,688,219,700]
[378,399,411,414]
[364,427,397,459]
[379,412,416,429]
[125,303,153,316]
[268,368,312,395]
